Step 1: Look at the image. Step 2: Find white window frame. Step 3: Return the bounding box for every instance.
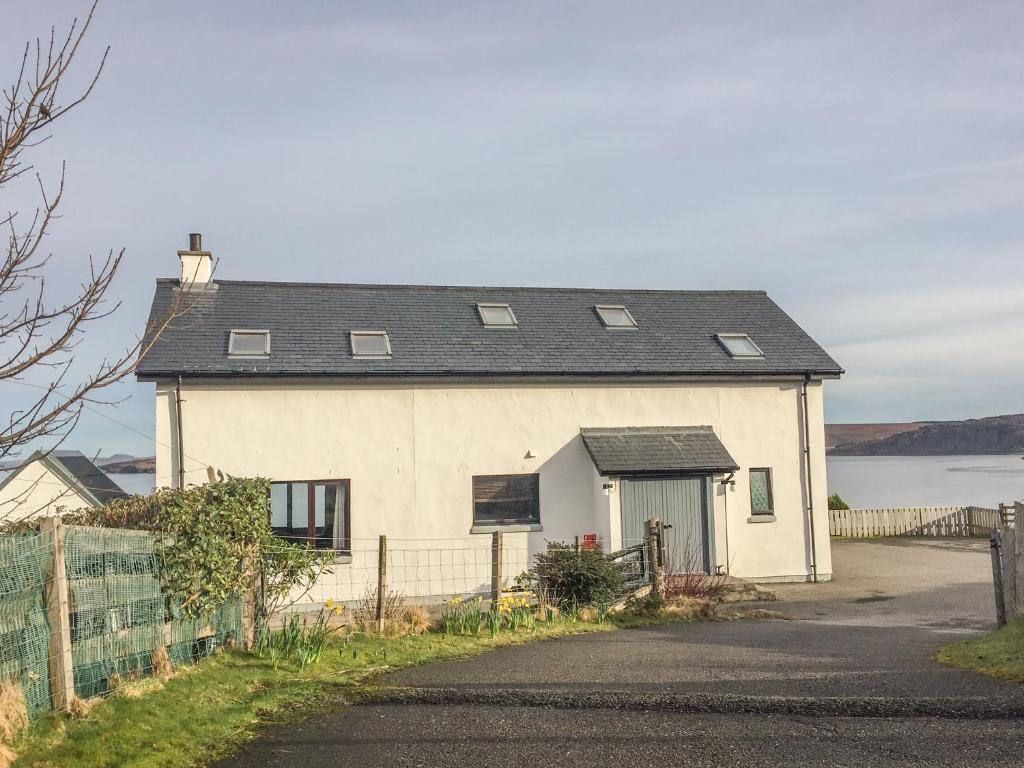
[228,329,271,357]
[350,330,392,359]
[594,305,638,329]
[716,333,764,359]
[476,302,519,328]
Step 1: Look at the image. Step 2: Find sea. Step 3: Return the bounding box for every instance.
[825,455,1024,509]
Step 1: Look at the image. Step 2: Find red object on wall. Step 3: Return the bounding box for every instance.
[581,533,600,550]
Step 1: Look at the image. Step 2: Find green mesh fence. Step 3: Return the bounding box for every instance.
[0,525,245,717]
[64,525,244,700]
[0,530,53,718]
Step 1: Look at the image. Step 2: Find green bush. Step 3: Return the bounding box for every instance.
[828,493,850,510]
[529,542,627,607]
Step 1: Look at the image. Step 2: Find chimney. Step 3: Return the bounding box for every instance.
[178,232,213,290]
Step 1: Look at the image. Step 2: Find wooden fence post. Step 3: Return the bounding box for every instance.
[643,518,664,597]
[376,534,387,633]
[1015,502,1024,620]
[991,530,1006,627]
[240,555,257,651]
[40,517,74,712]
[491,531,503,604]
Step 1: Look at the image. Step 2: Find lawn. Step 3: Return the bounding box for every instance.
[935,617,1024,682]
[12,618,646,767]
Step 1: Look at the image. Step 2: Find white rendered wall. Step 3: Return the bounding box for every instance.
[152,378,833,602]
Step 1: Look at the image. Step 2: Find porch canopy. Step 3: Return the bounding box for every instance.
[580,426,739,477]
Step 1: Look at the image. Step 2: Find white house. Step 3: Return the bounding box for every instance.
[136,235,842,602]
[0,450,128,523]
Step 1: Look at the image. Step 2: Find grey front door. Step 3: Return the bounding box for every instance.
[620,476,712,573]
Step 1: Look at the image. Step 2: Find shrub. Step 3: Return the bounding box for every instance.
[828,493,850,511]
[663,547,727,601]
[529,542,627,607]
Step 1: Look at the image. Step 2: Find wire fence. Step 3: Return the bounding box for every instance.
[0,522,242,719]
[274,536,533,612]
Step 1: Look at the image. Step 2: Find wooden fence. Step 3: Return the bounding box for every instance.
[829,506,1002,538]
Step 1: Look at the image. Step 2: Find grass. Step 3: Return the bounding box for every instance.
[935,617,1024,682]
[13,617,654,767]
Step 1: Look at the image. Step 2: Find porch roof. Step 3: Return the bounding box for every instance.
[580,426,739,476]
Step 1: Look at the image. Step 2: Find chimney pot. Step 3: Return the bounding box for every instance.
[189,232,202,251]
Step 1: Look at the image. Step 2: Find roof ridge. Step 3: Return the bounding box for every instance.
[154,277,768,296]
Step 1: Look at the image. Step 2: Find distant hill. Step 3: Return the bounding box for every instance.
[828,414,1024,456]
[102,457,155,474]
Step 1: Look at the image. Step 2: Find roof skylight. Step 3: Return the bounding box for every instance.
[595,305,637,329]
[716,333,764,359]
[228,329,270,356]
[477,303,518,328]
[350,331,392,358]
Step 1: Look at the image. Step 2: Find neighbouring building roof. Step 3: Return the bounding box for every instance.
[0,450,129,509]
[136,279,843,379]
[581,427,740,475]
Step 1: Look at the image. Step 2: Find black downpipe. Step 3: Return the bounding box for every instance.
[175,375,185,489]
[801,372,818,582]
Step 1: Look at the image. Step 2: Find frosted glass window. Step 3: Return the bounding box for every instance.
[749,469,774,515]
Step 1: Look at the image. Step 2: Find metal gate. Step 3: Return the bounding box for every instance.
[620,476,711,574]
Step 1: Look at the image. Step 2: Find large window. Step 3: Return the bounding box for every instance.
[472,474,540,526]
[270,480,350,550]
[749,468,774,515]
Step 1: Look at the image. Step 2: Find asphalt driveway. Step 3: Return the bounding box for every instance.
[216,539,1024,767]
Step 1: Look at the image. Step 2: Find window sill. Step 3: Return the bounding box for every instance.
[470,523,543,535]
[747,514,776,524]
[316,552,352,564]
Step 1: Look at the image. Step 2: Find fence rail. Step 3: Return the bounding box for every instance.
[829,506,1002,539]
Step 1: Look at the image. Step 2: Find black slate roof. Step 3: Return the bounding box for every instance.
[51,452,129,505]
[581,427,739,475]
[136,279,842,379]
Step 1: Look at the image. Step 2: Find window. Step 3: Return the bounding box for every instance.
[716,333,764,359]
[749,469,773,515]
[350,331,391,358]
[594,305,637,329]
[229,329,270,356]
[477,303,518,328]
[472,474,540,526]
[270,480,350,550]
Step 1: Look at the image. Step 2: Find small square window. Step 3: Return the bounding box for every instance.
[717,333,764,358]
[749,468,774,515]
[472,474,540,526]
[477,303,518,328]
[595,305,637,329]
[351,331,392,358]
[228,329,270,356]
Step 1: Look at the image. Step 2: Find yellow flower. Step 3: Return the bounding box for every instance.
[325,599,335,609]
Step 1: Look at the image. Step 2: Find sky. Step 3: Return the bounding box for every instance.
[2,0,1023,458]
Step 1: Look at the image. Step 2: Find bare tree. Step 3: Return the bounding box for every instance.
[1,1,197,460]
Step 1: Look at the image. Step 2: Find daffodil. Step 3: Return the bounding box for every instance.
[325,599,335,609]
